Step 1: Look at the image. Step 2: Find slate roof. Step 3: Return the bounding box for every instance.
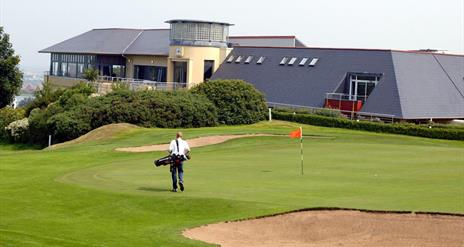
[40,28,170,56]
[212,46,464,119]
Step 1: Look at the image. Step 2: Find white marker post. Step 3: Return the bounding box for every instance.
[269,108,272,122]
[48,135,52,147]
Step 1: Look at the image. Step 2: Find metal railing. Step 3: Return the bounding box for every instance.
[97,76,187,91]
[325,92,367,102]
[267,101,396,123]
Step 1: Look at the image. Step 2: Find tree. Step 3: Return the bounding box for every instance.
[0,27,23,108]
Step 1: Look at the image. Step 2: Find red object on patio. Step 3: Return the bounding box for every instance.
[325,99,363,112]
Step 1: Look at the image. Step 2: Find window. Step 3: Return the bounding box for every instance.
[288,57,297,65]
[245,56,254,64]
[309,58,319,67]
[77,64,85,78]
[134,65,166,82]
[348,74,380,102]
[279,57,288,65]
[227,55,234,63]
[173,62,187,83]
[299,58,308,66]
[51,62,59,76]
[61,62,68,77]
[256,56,266,64]
[235,56,243,63]
[203,60,214,81]
[68,63,77,77]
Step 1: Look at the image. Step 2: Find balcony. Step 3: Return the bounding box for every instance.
[325,93,363,112]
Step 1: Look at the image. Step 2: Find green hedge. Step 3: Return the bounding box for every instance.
[273,111,464,140]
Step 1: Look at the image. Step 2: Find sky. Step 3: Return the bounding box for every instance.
[1,0,463,71]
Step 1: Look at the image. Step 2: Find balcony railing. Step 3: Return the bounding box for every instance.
[97,76,187,91]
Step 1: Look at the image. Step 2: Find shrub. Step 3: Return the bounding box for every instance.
[28,103,65,144]
[5,118,29,142]
[83,68,98,82]
[47,112,91,143]
[191,79,267,125]
[0,107,25,139]
[273,111,464,140]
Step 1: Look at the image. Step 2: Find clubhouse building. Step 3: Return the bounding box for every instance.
[40,19,464,121]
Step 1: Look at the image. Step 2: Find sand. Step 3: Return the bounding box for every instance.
[115,134,272,153]
[183,209,464,247]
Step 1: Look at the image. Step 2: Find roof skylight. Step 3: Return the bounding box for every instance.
[227,55,234,63]
[288,57,297,65]
[299,58,308,66]
[309,58,319,67]
[245,56,254,64]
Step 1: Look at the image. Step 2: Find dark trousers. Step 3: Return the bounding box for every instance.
[171,162,184,189]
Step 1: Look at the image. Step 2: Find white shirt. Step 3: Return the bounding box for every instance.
[169,138,190,155]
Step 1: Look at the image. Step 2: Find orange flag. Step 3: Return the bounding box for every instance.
[289,127,302,139]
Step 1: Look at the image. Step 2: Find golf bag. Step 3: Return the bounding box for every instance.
[154,155,173,167]
[154,139,190,167]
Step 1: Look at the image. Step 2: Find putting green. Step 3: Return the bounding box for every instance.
[59,133,464,211]
[1,121,463,246]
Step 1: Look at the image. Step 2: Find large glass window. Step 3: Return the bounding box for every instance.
[173,62,187,83]
[68,63,77,77]
[134,65,166,82]
[52,62,59,76]
[61,62,68,77]
[349,74,380,102]
[77,64,85,78]
[203,60,214,81]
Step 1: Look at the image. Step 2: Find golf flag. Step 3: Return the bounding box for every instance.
[289,128,302,139]
[289,127,304,175]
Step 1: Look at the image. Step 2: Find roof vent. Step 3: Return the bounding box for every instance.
[279,57,288,65]
[235,56,243,63]
[257,56,266,64]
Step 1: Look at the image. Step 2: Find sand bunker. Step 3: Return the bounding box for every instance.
[115,134,272,153]
[183,209,464,247]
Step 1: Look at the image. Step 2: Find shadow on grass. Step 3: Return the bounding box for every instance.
[137,187,172,193]
[0,140,42,151]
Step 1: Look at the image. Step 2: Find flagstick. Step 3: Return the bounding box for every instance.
[300,126,304,175]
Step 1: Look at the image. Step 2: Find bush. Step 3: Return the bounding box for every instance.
[83,68,98,82]
[5,118,29,142]
[0,107,25,139]
[273,111,464,140]
[47,112,91,143]
[85,90,218,129]
[191,79,267,125]
[28,103,65,144]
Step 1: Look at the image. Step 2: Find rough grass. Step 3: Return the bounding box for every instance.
[1,121,463,246]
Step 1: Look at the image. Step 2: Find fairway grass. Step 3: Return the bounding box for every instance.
[1,121,463,246]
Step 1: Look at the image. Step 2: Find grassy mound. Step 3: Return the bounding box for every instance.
[47,123,139,149]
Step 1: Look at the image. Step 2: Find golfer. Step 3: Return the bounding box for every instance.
[169,132,190,192]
